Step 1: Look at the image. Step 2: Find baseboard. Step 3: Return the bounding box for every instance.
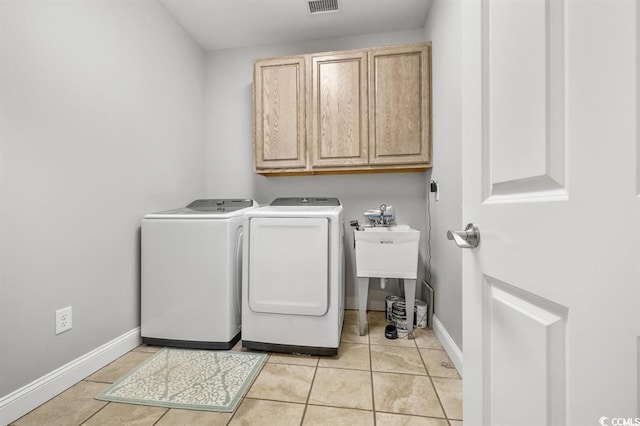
[432,315,463,377]
[0,327,141,425]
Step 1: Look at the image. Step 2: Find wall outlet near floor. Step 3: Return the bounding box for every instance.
[55,306,72,335]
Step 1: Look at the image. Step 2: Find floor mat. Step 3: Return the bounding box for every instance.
[96,348,266,412]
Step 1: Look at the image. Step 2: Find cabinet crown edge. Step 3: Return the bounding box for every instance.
[252,41,431,64]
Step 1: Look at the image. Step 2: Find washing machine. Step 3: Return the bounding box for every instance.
[242,197,344,356]
[141,199,257,349]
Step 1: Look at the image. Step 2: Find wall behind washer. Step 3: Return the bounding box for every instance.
[0,0,206,397]
[205,29,430,311]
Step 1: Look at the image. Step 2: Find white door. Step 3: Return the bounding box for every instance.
[461,0,637,424]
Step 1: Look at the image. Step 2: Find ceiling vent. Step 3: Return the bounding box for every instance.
[307,0,339,15]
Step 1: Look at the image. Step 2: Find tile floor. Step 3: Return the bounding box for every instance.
[12,310,462,426]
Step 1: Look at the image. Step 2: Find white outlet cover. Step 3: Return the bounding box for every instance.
[55,306,72,335]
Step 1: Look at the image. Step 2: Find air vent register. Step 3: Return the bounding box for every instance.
[307,0,339,14]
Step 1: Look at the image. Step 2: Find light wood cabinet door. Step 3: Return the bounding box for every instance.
[369,44,431,166]
[310,51,368,168]
[254,56,307,170]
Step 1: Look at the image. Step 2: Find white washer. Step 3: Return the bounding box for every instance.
[242,197,344,356]
[141,199,257,349]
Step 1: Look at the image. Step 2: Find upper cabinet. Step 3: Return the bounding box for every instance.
[254,56,306,170]
[369,44,431,166]
[310,51,369,169]
[253,43,431,176]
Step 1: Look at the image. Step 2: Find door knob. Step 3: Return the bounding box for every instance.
[447,223,480,249]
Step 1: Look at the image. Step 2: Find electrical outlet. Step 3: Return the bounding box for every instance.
[55,306,72,335]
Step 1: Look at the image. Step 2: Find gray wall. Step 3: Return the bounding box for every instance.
[0,0,206,397]
[423,0,463,349]
[205,30,431,312]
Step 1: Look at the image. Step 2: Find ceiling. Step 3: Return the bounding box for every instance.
[159,0,432,51]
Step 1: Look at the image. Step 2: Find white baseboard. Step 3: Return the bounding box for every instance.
[0,327,141,425]
[432,315,463,377]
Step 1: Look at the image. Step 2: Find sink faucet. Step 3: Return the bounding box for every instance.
[363,204,395,227]
[379,204,387,225]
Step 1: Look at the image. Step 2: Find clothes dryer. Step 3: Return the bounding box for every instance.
[141,199,257,349]
[242,197,344,356]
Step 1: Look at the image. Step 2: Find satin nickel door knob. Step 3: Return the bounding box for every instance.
[447,223,480,249]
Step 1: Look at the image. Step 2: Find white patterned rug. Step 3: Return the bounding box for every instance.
[96,348,266,412]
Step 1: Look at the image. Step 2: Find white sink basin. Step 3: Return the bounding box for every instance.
[354,225,420,279]
[358,225,412,232]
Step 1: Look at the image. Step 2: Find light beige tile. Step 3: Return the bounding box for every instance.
[341,324,369,344]
[412,329,444,350]
[83,402,166,425]
[343,309,360,325]
[14,381,108,426]
[419,349,460,378]
[246,363,315,403]
[308,368,373,410]
[268,352,319,367]
[376,412,449,425]
[132,344,163,353]
[449,421,463,426]
[156,408,232,425]
[229,398,305,425]
[303,405,374,425]
[432,377,463,420]
[369,324,417,347]
[87,351,154,383]
[370,345,427,375]
[368,310,388,325]
[373,372,444,418]
[318,343,370,371]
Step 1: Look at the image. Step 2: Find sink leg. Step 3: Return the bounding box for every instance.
[404,278,416,339]
[357,277,369,336]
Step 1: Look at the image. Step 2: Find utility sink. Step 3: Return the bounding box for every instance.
[353,225,420,338]
[354,225,420,279]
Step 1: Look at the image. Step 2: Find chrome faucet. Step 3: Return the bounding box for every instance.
[363,204,395,227]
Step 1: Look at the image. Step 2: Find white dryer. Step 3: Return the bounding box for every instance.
[141,199,257,349]
[242,197,344,356]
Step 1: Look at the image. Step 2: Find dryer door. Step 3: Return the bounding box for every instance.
[248,217,329,316]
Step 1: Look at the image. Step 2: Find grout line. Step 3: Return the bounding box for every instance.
[375,409,449,420]
[417,346,433,377]
[417,345,450,420]
[243,396,305,404]
[83,379,114,384]
[367,314,377,426]
[316,363,430,377]
[305,403,376,414]
[78,399,111,425]
[299,359,320,426]
[370,369,430,377]
[241,396,307,409]
[316,365,371,372]
[151,407,170,426]
[225,401,239,425]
